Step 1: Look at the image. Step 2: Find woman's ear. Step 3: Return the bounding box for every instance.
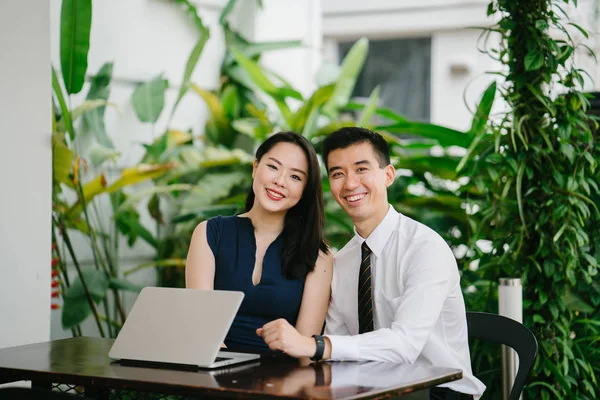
[252,159,258,179]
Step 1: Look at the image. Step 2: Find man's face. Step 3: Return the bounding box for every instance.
[327,142,395,225]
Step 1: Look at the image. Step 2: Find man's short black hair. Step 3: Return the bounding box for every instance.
[322,127,391,171]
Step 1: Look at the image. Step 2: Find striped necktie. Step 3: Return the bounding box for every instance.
[358,242,374,334]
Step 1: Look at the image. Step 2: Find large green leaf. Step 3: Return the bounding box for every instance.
[322,37,369,118]
[88,144,121,167]
[115,212,158,248]
[291,84,335,132]
[456,81,497,172]
[109,278,144,293]
[221,84,241,119]
[358,85,381,126]
[171,24,210,120]
[191,84,236,147]
[106,163,175,193]
[231,49,302,100]
[62,269,109,329]
[131,75,169,123]
[60,0,92,94]
[52,133,74,185]
[66,163,174,217]
[191,84,228,130]
[243,40,302,59]
[344,102,408,123]
[396,155,462,180]
[219,0,237,24]
[83,62,114,148]
[377,122,472,148]
[52,67,74,140]
[181,171,247,215]
[124,258,187,277]
[468,81,496,136]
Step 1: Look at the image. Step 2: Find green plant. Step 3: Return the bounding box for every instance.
[51,0,497,338]
[52,0,175,336]
[461,1,600,398]
[118,0,498,289]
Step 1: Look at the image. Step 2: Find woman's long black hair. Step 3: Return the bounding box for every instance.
[244,131,329,279]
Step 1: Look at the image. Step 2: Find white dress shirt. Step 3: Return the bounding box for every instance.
[325,205,486,398]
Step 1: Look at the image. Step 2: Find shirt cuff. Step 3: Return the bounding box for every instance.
[325,335,360,361]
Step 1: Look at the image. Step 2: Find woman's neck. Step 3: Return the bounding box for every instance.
[242,206,285,236]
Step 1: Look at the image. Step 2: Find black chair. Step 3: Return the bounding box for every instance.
[466,312,538,400]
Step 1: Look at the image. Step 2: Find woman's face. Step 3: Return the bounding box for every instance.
[251,142,309,214]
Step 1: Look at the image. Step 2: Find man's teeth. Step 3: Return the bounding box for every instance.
[347,194,365,202]
[267,189,284,198]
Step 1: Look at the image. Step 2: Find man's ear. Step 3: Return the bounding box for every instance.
[252,159,258,179]
[384,164,395,187]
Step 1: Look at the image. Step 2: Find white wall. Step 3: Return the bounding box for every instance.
[252,0,323,97]
[0,0,52,348]
[431,29,499,130]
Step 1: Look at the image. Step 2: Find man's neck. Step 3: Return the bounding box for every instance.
[354,204,390,239]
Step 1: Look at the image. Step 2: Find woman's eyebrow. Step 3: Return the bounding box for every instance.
[268,157,306,176]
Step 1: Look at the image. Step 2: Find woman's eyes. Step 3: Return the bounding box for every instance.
[266,165,302,181]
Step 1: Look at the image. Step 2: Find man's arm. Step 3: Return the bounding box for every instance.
[325,240,457,362]
[257,257,346,359]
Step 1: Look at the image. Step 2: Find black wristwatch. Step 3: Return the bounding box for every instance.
[311,334,325,361]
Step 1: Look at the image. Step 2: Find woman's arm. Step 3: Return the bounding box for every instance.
[294,250,334,337]
[185,221,215,289]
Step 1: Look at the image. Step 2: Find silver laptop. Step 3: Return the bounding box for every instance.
[109,287,260,369]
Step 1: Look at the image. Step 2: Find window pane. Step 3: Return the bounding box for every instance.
[339,37,431,122]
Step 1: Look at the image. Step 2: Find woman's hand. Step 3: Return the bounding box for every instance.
[257,318,316,358]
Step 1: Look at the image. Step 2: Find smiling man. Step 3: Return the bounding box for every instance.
[257,127,486,400]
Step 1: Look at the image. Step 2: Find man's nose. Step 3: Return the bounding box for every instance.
[343,173,360,190]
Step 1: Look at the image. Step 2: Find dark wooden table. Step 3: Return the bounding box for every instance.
[0,337,462,399]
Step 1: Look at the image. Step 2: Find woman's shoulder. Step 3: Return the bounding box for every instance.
[204,214,239,227]
[193,215,238,234]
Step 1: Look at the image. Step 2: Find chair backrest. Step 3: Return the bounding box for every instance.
[466,312,538,400]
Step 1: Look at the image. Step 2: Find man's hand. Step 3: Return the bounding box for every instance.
[256,318,316,358]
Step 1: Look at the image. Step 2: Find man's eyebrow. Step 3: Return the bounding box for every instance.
[355,160,372,166]
[268,157,306,176]
[328,160,372,174]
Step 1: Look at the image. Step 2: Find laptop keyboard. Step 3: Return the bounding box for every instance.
[214,357,232,362]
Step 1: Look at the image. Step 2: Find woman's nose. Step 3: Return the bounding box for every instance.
[273,172,285,187]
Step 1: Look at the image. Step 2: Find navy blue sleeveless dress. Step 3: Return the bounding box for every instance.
[206,215,305,352]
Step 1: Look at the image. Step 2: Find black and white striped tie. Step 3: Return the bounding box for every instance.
[358,242,374,334]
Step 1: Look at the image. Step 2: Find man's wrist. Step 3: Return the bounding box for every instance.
[322,336,332,360]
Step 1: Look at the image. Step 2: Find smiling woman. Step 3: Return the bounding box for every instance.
[185,132,333,354]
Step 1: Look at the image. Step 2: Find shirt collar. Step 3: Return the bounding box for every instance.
[353,205,399,258]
